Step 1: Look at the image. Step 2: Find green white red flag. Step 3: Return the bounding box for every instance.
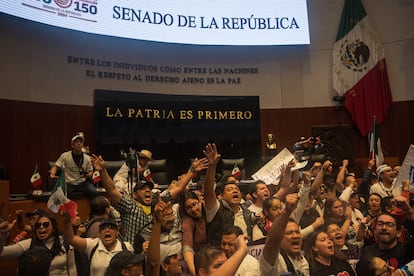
[47,170,77,218]
[232,164,241,179]
[143,168,152,182]
[92,170,101,184]
[30,165,42,189]
[333,0,392,136]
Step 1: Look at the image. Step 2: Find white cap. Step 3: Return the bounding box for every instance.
[71,134,84,144]
[376,164,391,178]
[160,243,182,263]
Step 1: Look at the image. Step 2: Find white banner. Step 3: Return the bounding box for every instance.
[247,238,266,260]
[395,144,414,189]
[252,147,306,184]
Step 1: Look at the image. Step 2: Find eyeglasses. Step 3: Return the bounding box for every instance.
[223,186,240,193]
[377,221,396,228]
[35,221,50,229]
[99,224,118,230]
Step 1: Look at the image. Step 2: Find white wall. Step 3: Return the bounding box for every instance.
[0,0,413,108]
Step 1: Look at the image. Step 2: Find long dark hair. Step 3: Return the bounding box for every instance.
[179,190,204,218]
[304,230,343,273]
[29,214,64,257]
[262,197,281,219]
[323,197,344,221]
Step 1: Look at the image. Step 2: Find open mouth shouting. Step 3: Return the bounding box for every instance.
[290,239,302,251]
[139,190,153,205]
[37,228,49,239]
[102,231,115,243]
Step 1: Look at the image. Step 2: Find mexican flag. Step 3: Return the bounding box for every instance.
[30,165,42,188]
[333,0,392,136]
[143,168,152,182]
[92,170,101,184]
[47,170,77,218]
[232,164,241,179]
[369,116,384,171]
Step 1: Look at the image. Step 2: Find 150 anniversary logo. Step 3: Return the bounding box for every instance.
[23,0,98,22]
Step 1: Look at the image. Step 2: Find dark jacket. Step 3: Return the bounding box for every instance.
[206,200,256,245]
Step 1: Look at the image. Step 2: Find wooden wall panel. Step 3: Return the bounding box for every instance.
[1,99,413,193]
[0,100,93,194]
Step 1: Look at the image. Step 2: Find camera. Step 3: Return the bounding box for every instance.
[121,148,138,169]
[332,95,345,103]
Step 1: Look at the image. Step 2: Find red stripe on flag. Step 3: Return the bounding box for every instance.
[344,59,392,136]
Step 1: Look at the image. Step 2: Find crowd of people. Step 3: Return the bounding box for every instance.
[0,134,414,276]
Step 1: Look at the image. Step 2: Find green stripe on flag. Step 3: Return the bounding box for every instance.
[53,170,66,195]
[335,0,367,42]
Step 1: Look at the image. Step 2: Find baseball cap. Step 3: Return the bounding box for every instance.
[133,180,154,192]
[160,243,182,264]
[376,164,392,177]
[98,218,118,230]
[25,208,46,218]
[107,251,145,274]
[71,134,84,144]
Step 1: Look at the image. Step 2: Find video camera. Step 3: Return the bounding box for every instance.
[120,148,138,169]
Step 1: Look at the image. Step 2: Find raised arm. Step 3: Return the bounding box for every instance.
[291,171,311,223]
[146,192,169,276]
[210,235,249,276]
[358,158,375,200]
[393,195,414,221]
[341,205,352,238]
[262,193,298,266]
[338,179,355,203]
[61,211,87,252]
[0,216,16,254]
[91,154,122,204]
[203,143,221,210]
[167,157,209,199]
[274,161,295,201]
[311,160,332,194]
[335,159,349,193]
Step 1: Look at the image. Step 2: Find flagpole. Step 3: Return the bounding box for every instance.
[370,115,376,161]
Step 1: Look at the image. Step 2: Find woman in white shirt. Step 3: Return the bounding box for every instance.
[0,214,77,276]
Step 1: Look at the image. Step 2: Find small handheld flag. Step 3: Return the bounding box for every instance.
[143,168,152,182]
[232,164,241,179]
[92,170,101,184]
[47,170,77,218]
[30,165,42,189]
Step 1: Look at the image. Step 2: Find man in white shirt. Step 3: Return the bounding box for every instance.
[248,180,270,217]
[49,134,97,198]
[370,164,401,198]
